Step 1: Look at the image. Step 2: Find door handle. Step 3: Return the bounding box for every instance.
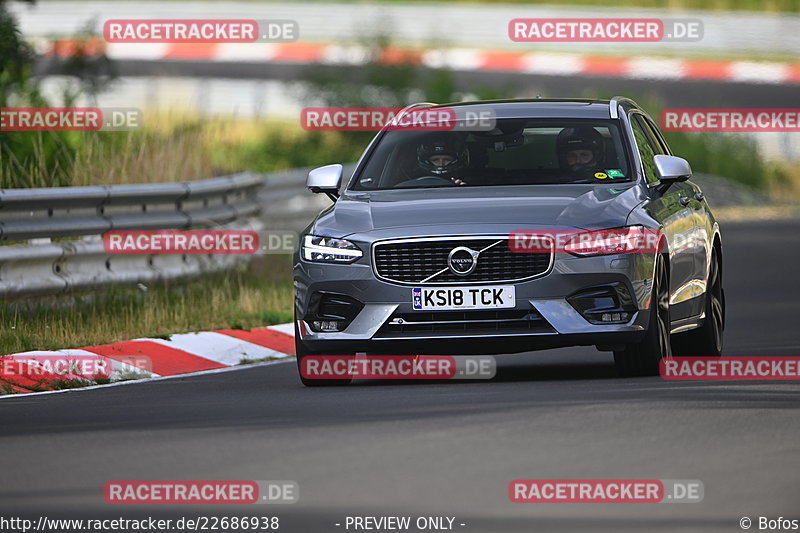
[679,196,690,206]
[694,192,704,202]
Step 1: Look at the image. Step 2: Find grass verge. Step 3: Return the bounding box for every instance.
[0,255,294,355]
[714,205,800,222]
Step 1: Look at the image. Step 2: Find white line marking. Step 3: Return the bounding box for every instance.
[0,359,295,400]
[729,61,789,84]
[145,331,290,365]
[1,323,296,398]
[268,323,294,336]
[105,42,168,61]
[216,42,279,62]
[626,57,686,80]
[522,53,583,75]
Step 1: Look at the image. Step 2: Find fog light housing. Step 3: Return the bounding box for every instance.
[306,292,365,333]
[567,283,636,325]
[601,312,630,323]
[312,320,343,332]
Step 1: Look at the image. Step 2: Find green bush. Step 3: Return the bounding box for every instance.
[208,124,370,174]
[663,131,790,190]
[0,1,116,188]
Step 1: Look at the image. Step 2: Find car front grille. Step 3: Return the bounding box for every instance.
[376,309,553,337]
[373,237,552,284]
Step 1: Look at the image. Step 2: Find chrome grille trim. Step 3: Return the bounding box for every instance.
[378,309,554,337]
[371,235,554,285]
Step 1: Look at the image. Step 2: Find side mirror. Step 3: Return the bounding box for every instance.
[654,154,691,181]
[653,155,691,193]
[307,164,342,201]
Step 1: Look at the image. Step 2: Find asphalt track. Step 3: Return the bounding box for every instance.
[1,218,799,533]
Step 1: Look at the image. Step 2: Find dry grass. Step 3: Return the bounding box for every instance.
[0,256,294,355]
[0,115,245,188]
[0,115,363,188]
[714,205,800,222]
[771,163,800,200]
[68,126,214,187]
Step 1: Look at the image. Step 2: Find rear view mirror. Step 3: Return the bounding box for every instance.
[654,155,692,193]
[654,155,692,182]
[307,164,343,201]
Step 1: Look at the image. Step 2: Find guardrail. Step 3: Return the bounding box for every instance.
[0,173,265,298]
[258,164,356,231]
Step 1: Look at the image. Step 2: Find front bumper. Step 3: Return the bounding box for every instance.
[294,247,655,355]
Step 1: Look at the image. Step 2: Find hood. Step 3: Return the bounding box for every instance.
[311,184,646,237]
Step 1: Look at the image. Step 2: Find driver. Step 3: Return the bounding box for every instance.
[556,127,605,179]
[416,138,469,186]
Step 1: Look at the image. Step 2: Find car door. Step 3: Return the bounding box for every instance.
[641,114,709,318]
[628,112,698,320]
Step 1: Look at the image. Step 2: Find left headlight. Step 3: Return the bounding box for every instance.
[302,235,363,263]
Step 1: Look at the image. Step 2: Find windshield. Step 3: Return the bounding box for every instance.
[350,119,632,190]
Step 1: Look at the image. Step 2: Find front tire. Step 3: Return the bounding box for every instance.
[671,249,724,357]
[614,255,671,377]
[294,318,352,387]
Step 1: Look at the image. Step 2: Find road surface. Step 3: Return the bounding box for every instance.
[1,218,798,532]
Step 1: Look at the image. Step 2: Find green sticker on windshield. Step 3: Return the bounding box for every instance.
[606,169,624,178]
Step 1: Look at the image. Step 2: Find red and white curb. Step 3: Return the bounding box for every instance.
[0,323,295,395]
[39,39,800,85]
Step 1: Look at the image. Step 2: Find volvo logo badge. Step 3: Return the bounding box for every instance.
[448,246,479,276]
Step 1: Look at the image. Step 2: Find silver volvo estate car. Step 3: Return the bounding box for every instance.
[293,97,724,385]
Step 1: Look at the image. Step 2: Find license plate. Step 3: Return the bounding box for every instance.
[412,285,515,310]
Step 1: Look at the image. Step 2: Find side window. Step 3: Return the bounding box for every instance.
[642,115,671,155]
[629,114,660,184]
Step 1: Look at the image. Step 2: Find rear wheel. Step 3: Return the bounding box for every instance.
[294,318,352,387]
[614,255,671,377]
[671,249,724,357]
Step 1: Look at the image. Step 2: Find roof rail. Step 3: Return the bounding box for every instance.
[401,102,437,112]
[609,96,638,119]
[382,103,437,131]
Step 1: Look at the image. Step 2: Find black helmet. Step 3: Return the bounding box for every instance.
[417,138,468,176]
[556,127,605,174]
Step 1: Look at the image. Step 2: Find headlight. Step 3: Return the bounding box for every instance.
[564,226,660,257]
[302,235,363,263]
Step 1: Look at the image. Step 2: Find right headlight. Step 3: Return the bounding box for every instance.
[563,226,661,257]
[302,235,363,263]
